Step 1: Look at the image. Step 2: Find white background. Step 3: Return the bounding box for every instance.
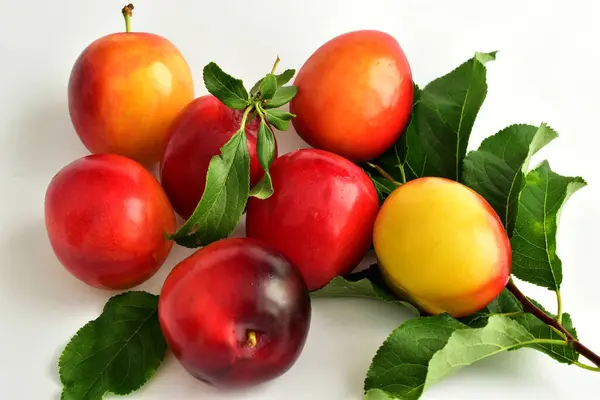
[1,0,599,399]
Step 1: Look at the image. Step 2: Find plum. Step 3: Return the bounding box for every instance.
[158,237,311,388]
[373,177,512,317]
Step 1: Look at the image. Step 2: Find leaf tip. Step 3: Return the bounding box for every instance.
[475,51,498,64]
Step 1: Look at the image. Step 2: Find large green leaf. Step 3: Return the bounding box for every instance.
[510,161,586,290]
[364,315,469,400]
[379,52,495,186]
[461,289,579,364]
[168,128,250,247]
[462,123,558,235]
[424,316,549,388]
[59,292,166,400]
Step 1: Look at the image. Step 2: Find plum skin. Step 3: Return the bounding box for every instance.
[68,32,194,165]
[373,177,512,317]
[246,148,380,291]
[160,95,274,220]
[44,154,176,290]
[158,237,311,388]
[290,29,414,163]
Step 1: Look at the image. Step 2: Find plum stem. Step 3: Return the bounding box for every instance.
[122,3,134,33]
[507,279,600,368]
[366,163,400,186]
[247,331,257,348]
[271,56,281,75]
[240,105,254,130]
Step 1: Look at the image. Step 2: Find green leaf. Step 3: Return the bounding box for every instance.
[203,62,249,110]
[265,86,299,108]
[311,275,420,315]
[250,68,296,95]
[168,129,250,247]
[462,123,558,235]
[375,52,496,185]
[249,121,277,199]
[517,312,579,364]
[258,73,278,100]
[59,292,166,400]
[311,276,396,301]
[364,314,469,399]
[265,109,295,131]
[461,289,579,364]
[424,316,552,389]
[510,161,586,290]
[275,69,295,86]
[364,389,398,400]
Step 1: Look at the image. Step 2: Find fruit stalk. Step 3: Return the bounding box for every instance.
[366,163,399,185]
[247,331,257,348]
[507,279,600,368]
[271,56,281,75]
[122,3,134,33]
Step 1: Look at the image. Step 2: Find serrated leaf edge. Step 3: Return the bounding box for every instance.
[59,292,165,399]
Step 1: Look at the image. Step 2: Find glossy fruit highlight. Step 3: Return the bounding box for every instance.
[373,177,512,317]
[68,7,194,165]
[290,30,414,162]
[246,148,380,291]
[44,154,176,290]
[160,95,272,219]
[158,237,311,388]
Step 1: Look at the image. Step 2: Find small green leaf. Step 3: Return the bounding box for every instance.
[511,161,586,290]
[364,314,469,400]
[249,121,276,199]
[462,123,558,236]
[424,316,547,389]
[59,292,166,400]
[265,86,299,108]
[169,129,250,247]
[265,109,295,131]
[250,68,296,95]
[203,62,249,110]
[258,74,278,100]
[276,69,295,86]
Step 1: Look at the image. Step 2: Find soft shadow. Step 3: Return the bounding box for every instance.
[130,351,270,399]
[308,299,413,398]
[424,349,562,398]
[49,337,68,400]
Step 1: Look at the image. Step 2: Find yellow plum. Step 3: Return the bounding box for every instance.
[373,177,511,317]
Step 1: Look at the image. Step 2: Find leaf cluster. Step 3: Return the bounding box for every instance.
[319,51,592,399]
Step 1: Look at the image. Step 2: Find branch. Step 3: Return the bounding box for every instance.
[507,280,600,368]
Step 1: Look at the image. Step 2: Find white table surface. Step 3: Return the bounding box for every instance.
[2,0,599,399]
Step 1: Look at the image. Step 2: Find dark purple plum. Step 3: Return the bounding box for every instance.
[158,237,311,388]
